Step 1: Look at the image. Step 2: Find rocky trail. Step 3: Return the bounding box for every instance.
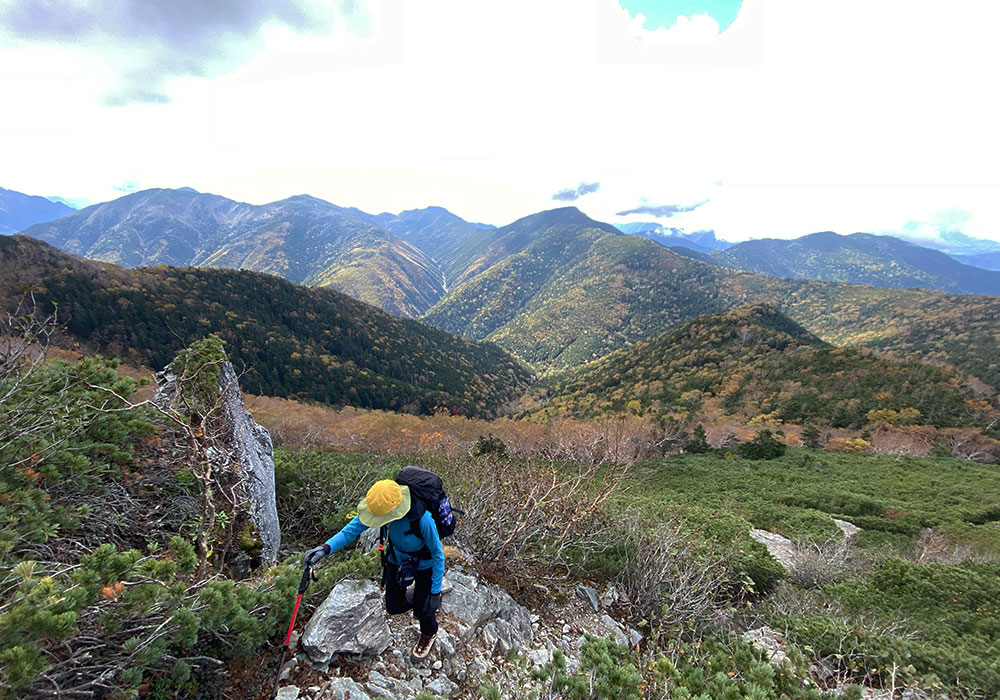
[272,551,643,700]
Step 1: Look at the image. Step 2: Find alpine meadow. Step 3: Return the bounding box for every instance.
[2,2,1000,700]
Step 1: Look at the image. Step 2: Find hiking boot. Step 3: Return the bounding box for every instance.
[411,633,435,660]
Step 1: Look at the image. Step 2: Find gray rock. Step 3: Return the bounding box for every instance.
[832,518,862,538]
[357,527,379,554]
[527,648,552,667]
[576,584,600,612]
[303,579,392,662]
[601,614,623,632]
[426,676,459,697]
[628,628,643,647]
[275,687,299,700]
[599,584,621,609]
[366,670,415,700]
[444,569,532,651]
[468,654,490,680]
[742,626,790,666]
[323,677,370,699]
[749,529,798,570]
[155,362,281,564]
[431,629,456,660]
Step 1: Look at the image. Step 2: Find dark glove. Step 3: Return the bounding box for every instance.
[423,592,441,617]
[305,543,331,566]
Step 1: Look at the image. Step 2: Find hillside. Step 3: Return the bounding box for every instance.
[0,185,75,234]
[370,206,498,286]
[527,305,994,429]
[19,188,446,317]
[423,210,1000,389]
[424,206,735,365]
[711,231,1000,296]
[0,235,531,417]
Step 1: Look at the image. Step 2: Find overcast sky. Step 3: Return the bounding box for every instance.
[1,0,998,242]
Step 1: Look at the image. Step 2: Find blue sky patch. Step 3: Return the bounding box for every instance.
[619,0,743,32]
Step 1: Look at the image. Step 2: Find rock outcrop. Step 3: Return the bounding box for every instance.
[444,570,533,654]
[156,361,281,564]
[302,579,393,662]
[216,362,281,563]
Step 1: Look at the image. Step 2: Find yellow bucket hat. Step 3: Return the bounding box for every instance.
[357,479,411,528]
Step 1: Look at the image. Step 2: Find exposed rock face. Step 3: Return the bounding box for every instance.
[302,579,392,662]
[216,362,281,564]
[444,569,533,654]
[155,361,281,565]
[750,528,799,570]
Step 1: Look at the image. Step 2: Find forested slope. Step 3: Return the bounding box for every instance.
[528,305,997,429]
[424,211,1000,389]
[0,235,531,417]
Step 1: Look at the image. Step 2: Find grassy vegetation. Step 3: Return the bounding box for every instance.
[626,448,1000,556]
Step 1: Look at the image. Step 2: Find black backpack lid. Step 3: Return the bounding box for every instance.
[403,498,426,522]
[396,466,444,502]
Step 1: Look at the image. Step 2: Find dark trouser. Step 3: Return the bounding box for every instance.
[384,562,438,637]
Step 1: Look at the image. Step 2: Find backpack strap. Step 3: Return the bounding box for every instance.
[379,526,387,569]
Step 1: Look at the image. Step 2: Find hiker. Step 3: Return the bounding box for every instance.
[304,478,445,660]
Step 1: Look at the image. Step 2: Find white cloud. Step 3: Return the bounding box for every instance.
[0,0,998,241]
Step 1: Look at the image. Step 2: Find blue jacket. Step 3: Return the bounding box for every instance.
[325,512,445,594]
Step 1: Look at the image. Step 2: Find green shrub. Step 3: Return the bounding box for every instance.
[737,430,787,460]
[684,424,712,454]
[473,433,509,459]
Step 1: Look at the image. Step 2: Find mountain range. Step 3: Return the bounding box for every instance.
[704,231,1000,296]
[423,207,1000,389]
[5,185,1000,392]
[0,186,75,234]
[17,188,455,318]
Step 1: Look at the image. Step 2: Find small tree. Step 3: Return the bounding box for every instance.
[801,423,823,449]
[737,429,786,460]
[683,424,711,454]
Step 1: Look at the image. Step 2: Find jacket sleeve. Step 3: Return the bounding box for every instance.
[325,516,369,553]
[419,512,445,594]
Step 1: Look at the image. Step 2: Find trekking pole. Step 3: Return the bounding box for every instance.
[270,562,313,700]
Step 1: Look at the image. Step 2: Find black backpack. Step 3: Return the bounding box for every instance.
[395,465,458,539]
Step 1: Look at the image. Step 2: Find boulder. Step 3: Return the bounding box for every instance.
[833,518,862,538]
[444,569,533,652]
[303,579,392,662]
[321,677,370,699]
[750,529,798,570]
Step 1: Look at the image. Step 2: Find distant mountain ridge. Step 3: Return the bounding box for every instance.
[615,222,730,253]
[19,188,450,317]
[423,208,1000,389]
[0,186,76,234]
[709,231,1000,296]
